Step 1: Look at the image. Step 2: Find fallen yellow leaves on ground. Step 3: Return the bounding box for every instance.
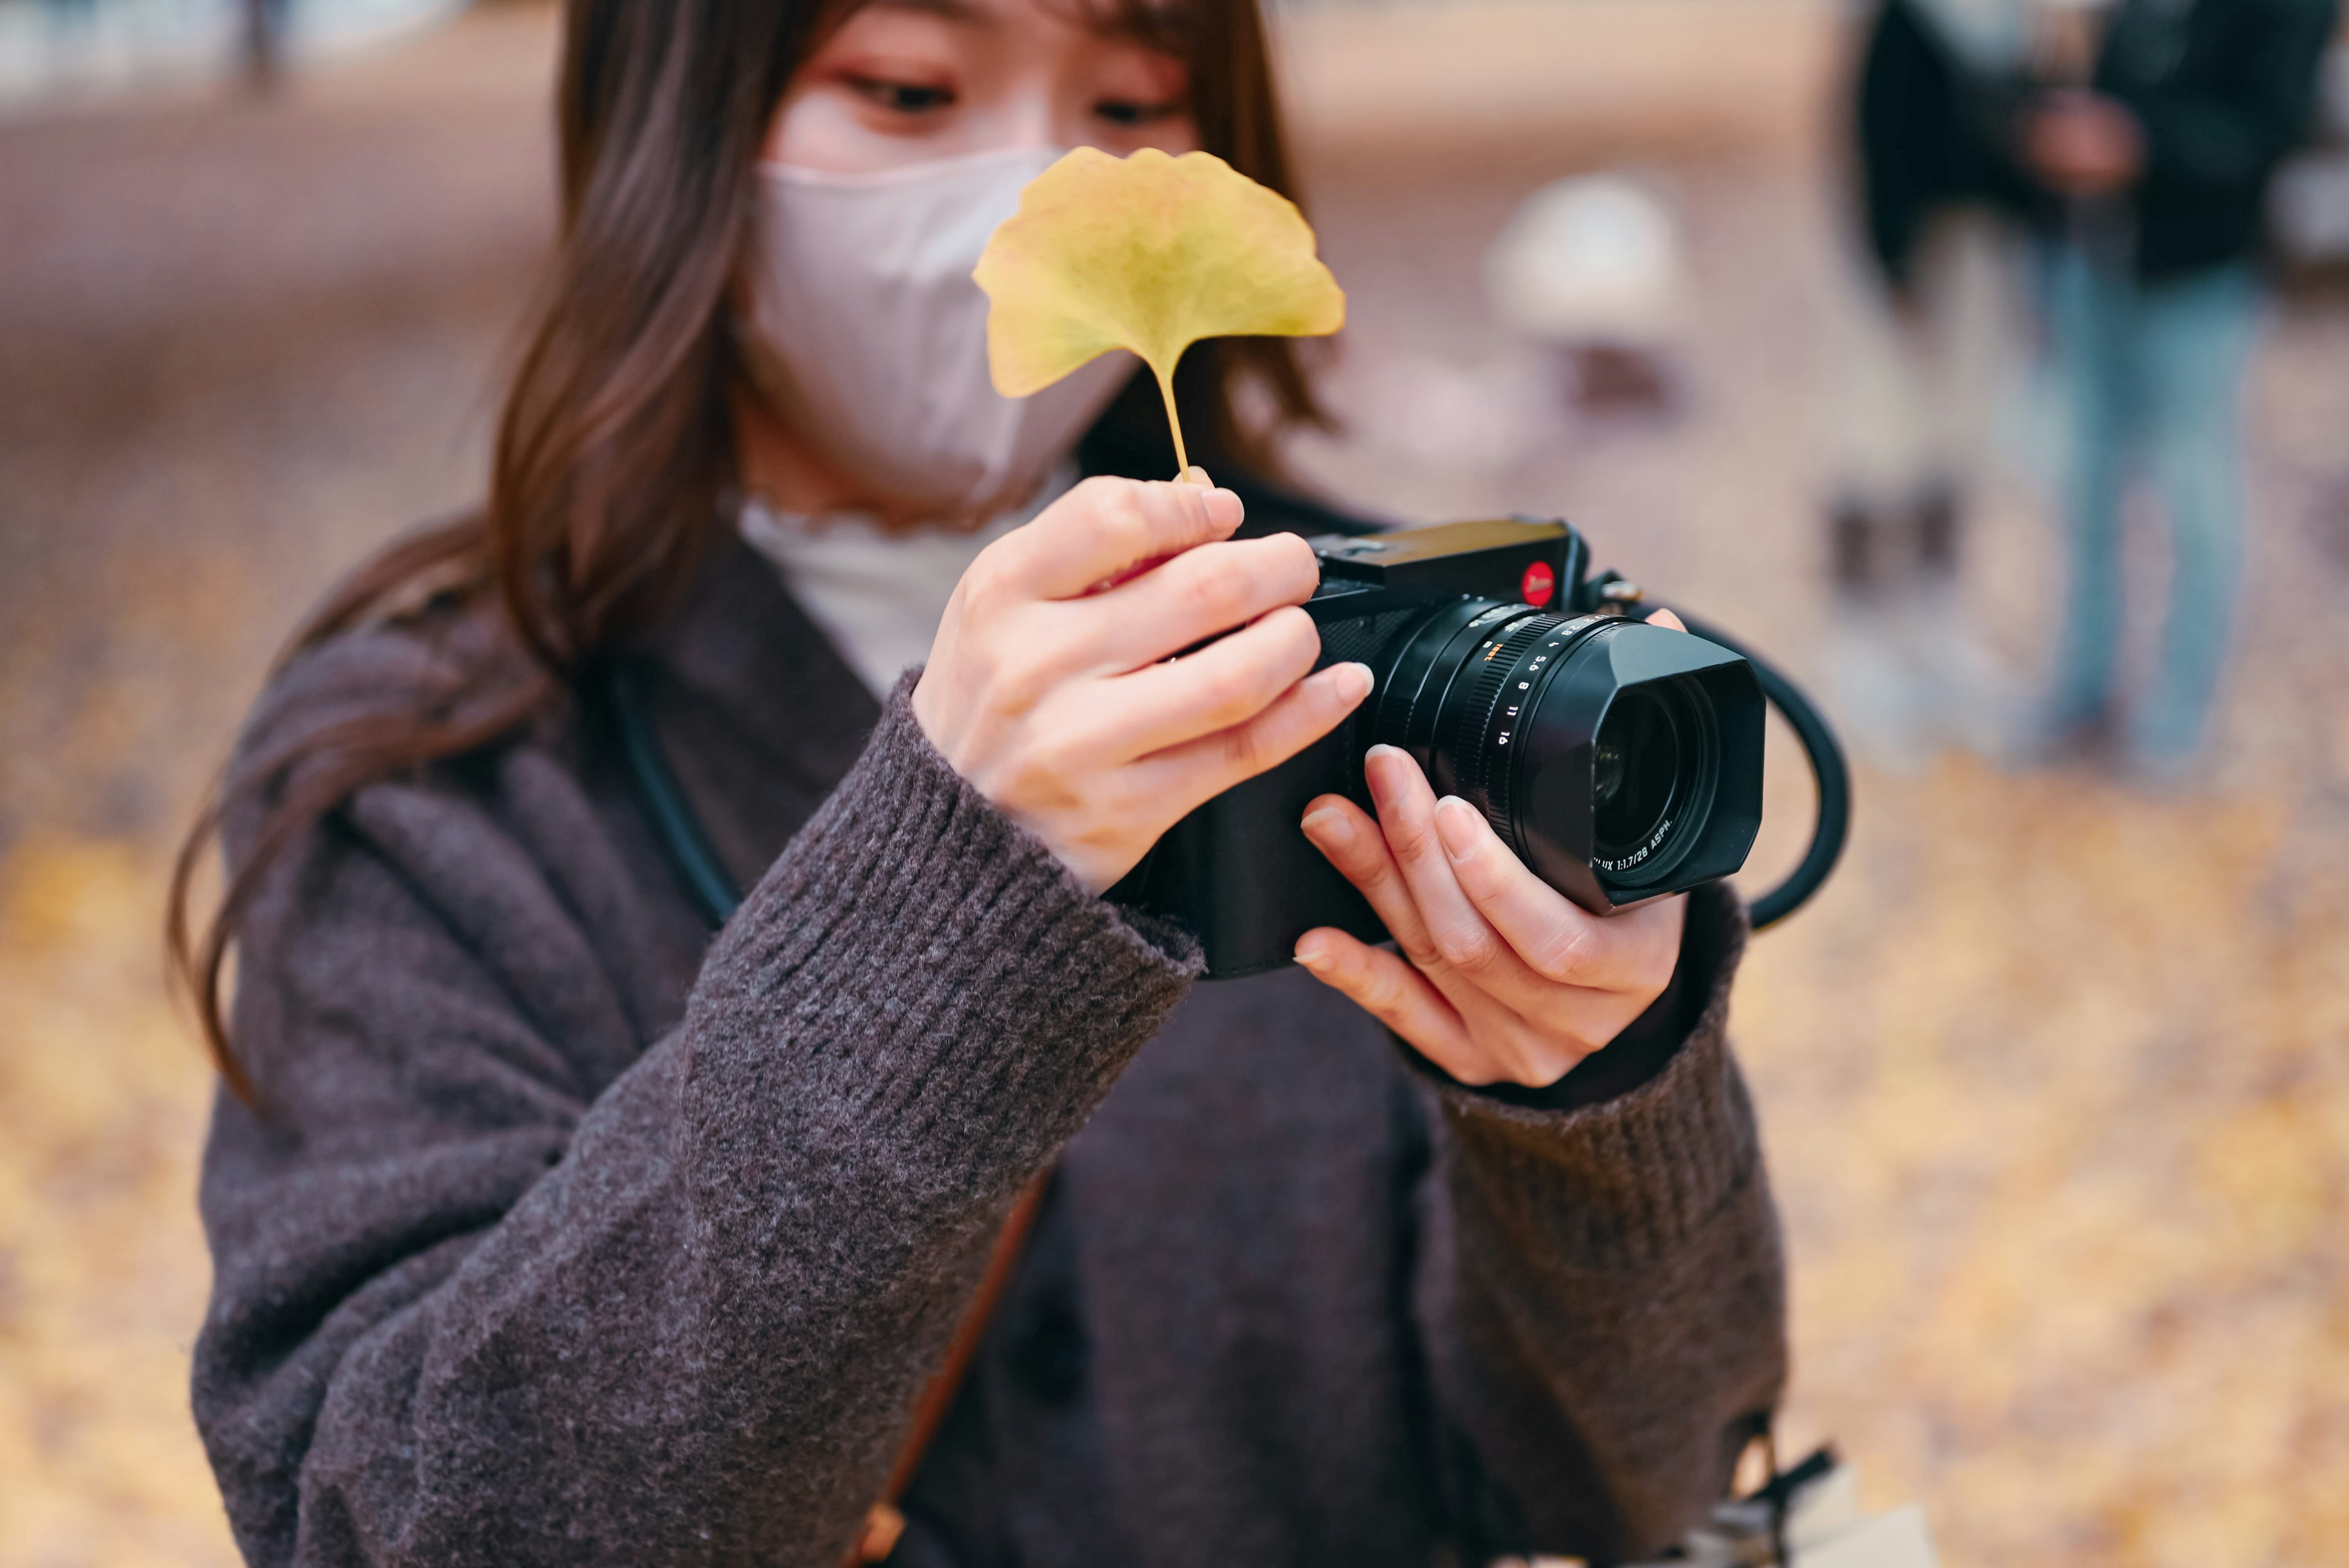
[0,836,237,1568]
[976,147,1345,475]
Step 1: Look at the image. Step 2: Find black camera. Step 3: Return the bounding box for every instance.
[1111,517,1776,979]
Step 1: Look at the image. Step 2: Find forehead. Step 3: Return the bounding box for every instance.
[832,0,1196,53]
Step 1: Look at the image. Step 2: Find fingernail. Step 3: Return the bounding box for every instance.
[1330,661,1374,704]
[1300,806,1354,849]
[1434,797,1484,861]
[1203,483,1243,530]
[1293,939,1331,971]
[1362,745,1404,805]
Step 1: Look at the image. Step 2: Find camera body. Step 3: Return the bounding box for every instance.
[1110,517,1766,979]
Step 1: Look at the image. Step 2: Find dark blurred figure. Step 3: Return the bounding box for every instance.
[242,0,295,86]
[2025,0,2337,778]
[1828,0,2038,765]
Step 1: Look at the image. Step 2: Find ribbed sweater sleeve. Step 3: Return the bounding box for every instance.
[1411,883,1787,1561]
[193,678,1198,1568]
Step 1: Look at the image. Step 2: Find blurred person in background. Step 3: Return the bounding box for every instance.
[2026,0,2338,777]
[1830,0,2039,766]
[168,0,1786,1563]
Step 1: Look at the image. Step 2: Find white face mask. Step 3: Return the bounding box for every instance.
[740,144,1138,520]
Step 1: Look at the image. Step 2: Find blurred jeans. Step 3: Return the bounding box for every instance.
[2046,252,2262,765]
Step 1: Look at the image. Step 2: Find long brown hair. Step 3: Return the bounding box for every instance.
[168,0,1326,1098]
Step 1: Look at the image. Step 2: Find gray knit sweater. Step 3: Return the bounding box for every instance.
[193,529,1785,1568]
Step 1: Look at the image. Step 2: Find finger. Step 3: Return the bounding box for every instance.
[1089,605,1326,757]
[1134,658,1374,809]
[1294,924,1589,1087]
[1077,532,1321,671]
[995,477,1244,601]
[1296,792,1443,968]
[1291,927,1472,1061]
[1647,608,1687,633]
[1428,795,1670,995]
[1360,746,1551,1001]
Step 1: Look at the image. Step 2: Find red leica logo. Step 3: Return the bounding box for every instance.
[1519,560,1556,608]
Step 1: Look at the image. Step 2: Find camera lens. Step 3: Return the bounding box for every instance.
[1590,686,1680,863]
[1365,600,1762,915]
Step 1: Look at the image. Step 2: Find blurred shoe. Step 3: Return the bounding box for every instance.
[1827,494,1891,600]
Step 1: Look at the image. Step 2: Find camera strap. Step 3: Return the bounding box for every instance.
[846,1176,1050,1565]
[598,661,1052,1565]
[604,660,744,930]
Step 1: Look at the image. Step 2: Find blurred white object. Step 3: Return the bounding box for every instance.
[1611,1451,1938,1568]
[1483,174,1690,349]
[2269,155,2349,268]
[2270,45,2349,271]
[1799,1510,1936,1568]
[1486,1454,1938,1568]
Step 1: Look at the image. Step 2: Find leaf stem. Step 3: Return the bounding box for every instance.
[1152,363,1189,479]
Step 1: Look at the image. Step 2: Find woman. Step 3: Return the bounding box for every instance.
[173,0,1786,1562]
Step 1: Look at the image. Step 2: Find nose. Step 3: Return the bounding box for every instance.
[1000,84,1056,154]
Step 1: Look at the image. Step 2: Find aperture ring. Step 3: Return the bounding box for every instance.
[1449,614,1573,827]
[1371,601,1525,770]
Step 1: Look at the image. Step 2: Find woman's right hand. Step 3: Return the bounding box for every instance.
[913,474,1373,893]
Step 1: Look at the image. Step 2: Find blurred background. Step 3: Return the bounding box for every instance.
[4,0,2348,1563]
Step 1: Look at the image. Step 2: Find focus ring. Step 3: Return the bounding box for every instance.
[1488,619,1590,836]
[1449,614,1567,825]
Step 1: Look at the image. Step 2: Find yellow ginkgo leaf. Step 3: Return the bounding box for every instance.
[975,146,1345,478]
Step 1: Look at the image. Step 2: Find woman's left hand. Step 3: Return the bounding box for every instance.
[1293,608,1693,1087]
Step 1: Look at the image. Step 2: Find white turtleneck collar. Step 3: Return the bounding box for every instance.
[738,466,1077,699]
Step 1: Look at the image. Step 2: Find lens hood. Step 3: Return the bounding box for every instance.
[1509,620,1764,915]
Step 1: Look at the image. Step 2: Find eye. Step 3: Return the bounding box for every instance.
[1094,97,1182,127]
[849,75,957,114]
